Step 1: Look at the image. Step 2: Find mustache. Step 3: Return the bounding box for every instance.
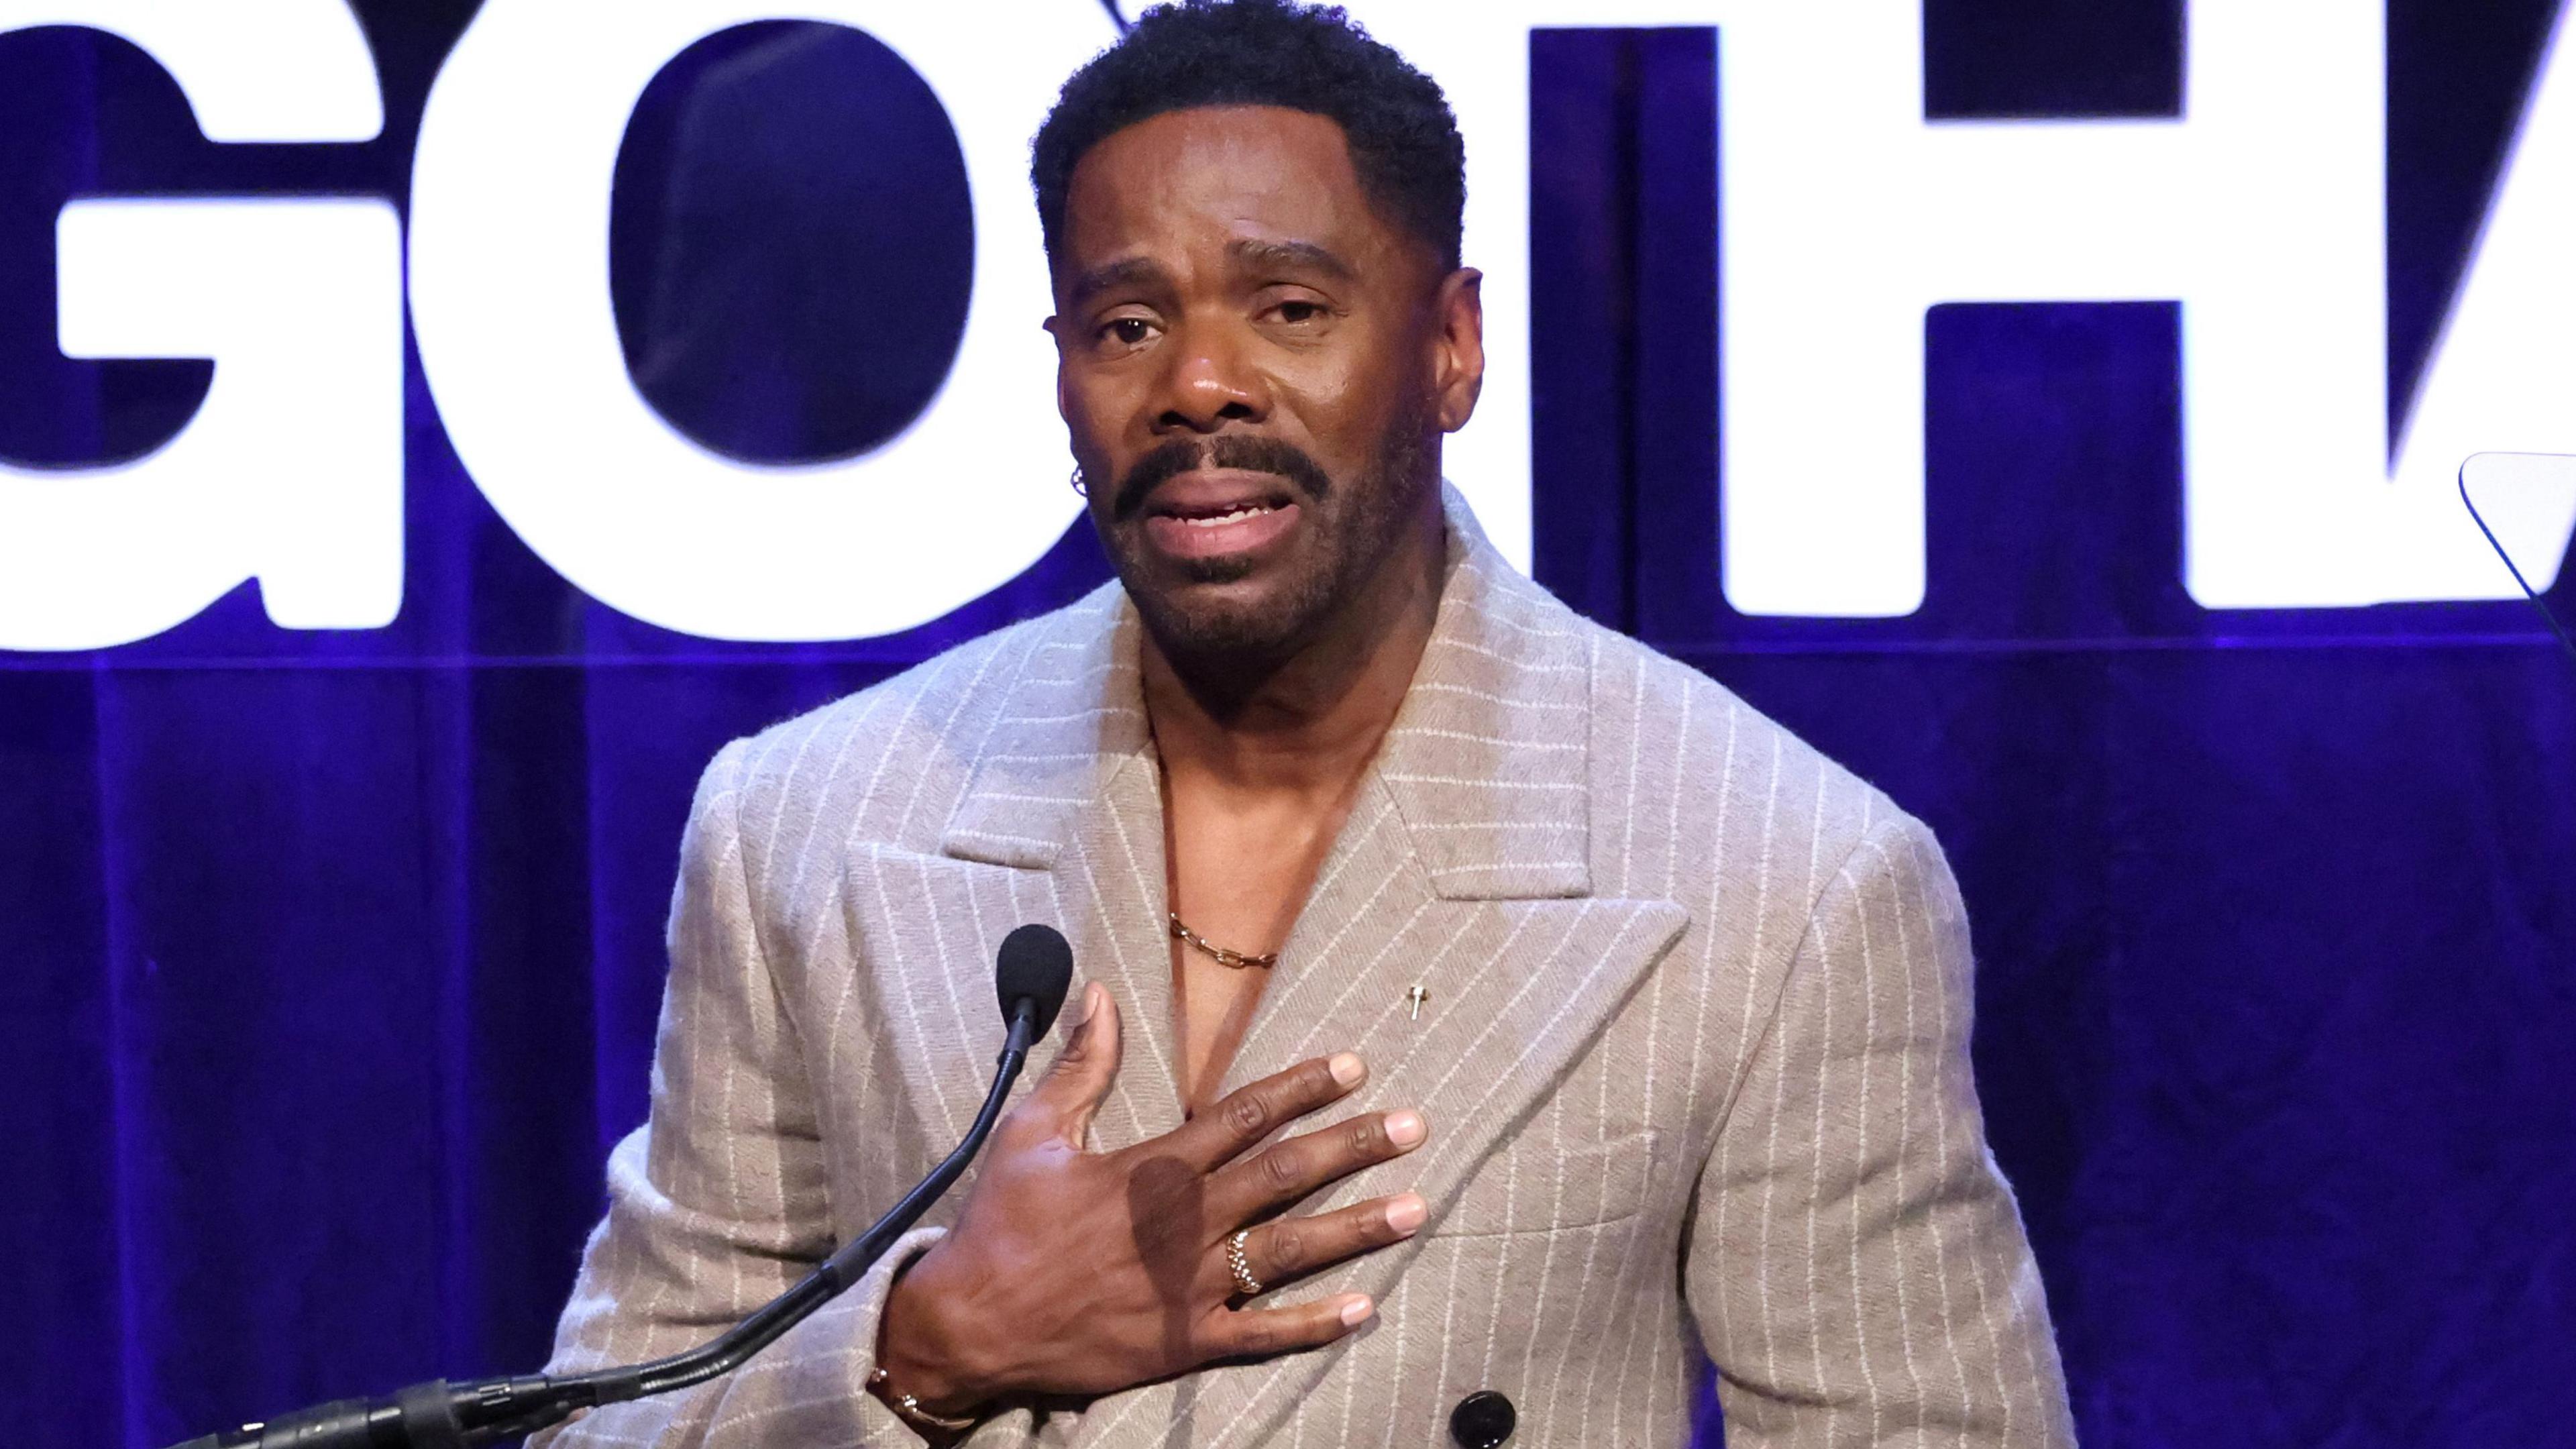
[1109,434,1335,521]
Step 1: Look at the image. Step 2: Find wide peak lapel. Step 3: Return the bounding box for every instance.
[1375,492,1595,901]
[1051,735,1191,1149]
[932,587,1185,1148]
[938,584,1146,870]
[1210,778,1433,1101]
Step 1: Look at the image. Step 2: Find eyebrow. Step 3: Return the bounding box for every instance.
[1066,256,1171,309]
[1067,239,1360,309]
[1228,237,1355,282]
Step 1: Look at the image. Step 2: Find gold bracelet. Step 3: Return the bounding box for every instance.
[867,1365,979,1433]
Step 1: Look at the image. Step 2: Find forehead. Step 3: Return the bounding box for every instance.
[1058,105,1401,272]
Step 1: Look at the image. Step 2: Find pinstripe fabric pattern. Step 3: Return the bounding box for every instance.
[533,489,2074,1448]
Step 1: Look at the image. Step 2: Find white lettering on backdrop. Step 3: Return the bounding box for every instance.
[0,1,396,651]
[409,1,1116,641]
[4,0,2571,647]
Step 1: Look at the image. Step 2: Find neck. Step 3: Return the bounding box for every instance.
[1141,503,1446,800]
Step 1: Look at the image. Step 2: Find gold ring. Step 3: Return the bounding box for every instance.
[1227,1228,1265,1297]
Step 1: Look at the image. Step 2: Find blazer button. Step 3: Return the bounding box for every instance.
[1449,1390,1516,1448]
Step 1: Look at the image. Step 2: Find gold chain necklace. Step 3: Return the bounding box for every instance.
[1168,912,1279,969]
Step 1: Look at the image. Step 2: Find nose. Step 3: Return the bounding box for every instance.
[1152,318,1269,434]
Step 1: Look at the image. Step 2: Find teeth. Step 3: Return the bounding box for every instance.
[1183,505,1275,528]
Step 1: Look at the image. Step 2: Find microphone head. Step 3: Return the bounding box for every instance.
[995,923,1075,1042]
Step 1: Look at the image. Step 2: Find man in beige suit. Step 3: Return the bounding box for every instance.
[536,2,2074,1444]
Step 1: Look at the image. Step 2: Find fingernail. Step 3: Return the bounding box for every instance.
[1385,1109,1426,1148]
[1386,1193,1428,1234]
[1340,1295,1375,1326]
[1328,1052,1366,1087]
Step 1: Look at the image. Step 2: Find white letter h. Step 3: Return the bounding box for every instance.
[1711,1,2576,615]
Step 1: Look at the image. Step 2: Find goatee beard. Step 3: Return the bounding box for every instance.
[1108,393,1441,673]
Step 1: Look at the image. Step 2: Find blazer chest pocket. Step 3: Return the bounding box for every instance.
[1428,1129,1658,1238]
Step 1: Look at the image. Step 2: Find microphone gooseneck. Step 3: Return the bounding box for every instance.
[167,925,1079,1449]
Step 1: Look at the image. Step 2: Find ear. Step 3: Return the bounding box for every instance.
[1044,314,1073,426]
[1429,267,1486,433]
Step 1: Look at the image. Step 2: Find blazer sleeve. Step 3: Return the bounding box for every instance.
[1683,812,2078,1446]
[530,741,949,1448]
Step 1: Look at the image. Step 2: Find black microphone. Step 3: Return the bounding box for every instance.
[996,920,1075,1048]
[167,925,1077,1449]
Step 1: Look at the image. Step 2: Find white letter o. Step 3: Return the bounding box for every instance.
[408,1,1113,641]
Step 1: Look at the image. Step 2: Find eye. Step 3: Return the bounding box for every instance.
[1262,295,1339,329]
[1095,315,1159,352]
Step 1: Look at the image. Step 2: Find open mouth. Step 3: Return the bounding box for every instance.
[1140,472,1303,562]
[1163,498,1289,529]
[1178,502,1281,527]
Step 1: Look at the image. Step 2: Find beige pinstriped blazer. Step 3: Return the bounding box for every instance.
[534,490,2076,1448]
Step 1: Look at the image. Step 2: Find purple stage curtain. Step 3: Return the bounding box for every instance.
[3,6,2570,1447]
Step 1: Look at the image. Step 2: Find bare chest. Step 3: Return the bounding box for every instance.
[1162,782,1356,1114]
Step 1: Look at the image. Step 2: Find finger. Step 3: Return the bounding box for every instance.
[1016,982,1120,1148]
[1161,1051,1367,1171]
[1236,1193,1428,1291]
[1202,1292,1377,1362]
[1210,1108,1428,1222]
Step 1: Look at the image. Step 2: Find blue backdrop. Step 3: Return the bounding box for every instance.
[5,4,2573,1446]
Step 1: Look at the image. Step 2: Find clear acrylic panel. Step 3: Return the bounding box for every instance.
[2459,451,2576,655]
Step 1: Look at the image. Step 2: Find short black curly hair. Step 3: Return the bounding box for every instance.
[1031,0,1466,271]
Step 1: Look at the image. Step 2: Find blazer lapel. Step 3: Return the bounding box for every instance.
[1051,733,1193,1148]
[925,497,1696,1447]
[835,839,1077,1165]
[1218,493,1642,1094]
[1160,500,1692,1448]
[937,588,1189,1151]
[1212,490,1605,1097]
